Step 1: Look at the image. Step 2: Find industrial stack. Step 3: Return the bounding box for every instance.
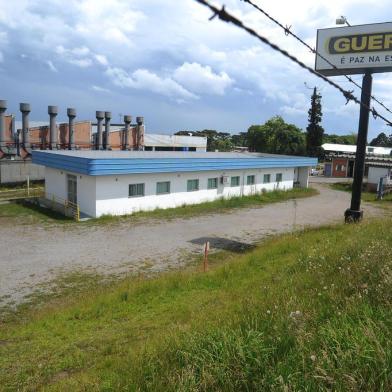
[0,99,145,183]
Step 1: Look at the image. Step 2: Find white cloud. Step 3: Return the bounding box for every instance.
[74,0,144,48]
[106,67,198,101]
[1,0,392,133]
[91,85,110,93]
[47,60,58,72]
[173,62,233,95]
[70,46,90,57]
[95,54,108,66]
[55,45,94,68]
[68,58,93,68]
[0,51,3,63]
[281,93,309,116]
[0,31,7,46]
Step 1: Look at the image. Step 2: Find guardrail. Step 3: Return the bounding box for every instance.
[46,193,80,222]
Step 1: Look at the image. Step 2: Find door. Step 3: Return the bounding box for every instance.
[67,174,77,204]
[324,163,332,177]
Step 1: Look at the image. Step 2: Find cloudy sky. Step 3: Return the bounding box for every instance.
[1,0,392,138]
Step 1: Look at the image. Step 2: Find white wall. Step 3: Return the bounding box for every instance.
[94,167,295,217]
[368,166,391,185]
[77,174,96,217]
[45,168,67,200]
[44,168,96,217]
[297,167,309,188]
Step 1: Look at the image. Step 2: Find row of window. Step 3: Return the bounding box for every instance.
[129,173,283,197]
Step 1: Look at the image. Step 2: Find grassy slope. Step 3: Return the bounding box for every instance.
[0,187,317,225]
[1,218,392,391]
[331,182,392,203]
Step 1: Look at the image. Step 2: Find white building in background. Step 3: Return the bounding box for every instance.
[143,134,207,152]
[367,164,392,191]
[32,151,317,218]
[322,143,392,156]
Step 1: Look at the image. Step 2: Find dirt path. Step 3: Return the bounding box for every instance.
[0,184,384,306]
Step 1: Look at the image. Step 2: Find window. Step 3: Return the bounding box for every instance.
[247,175,255,185]
[231,176,240,187]
[129,183,144,197]
[263,174,271,183]
[276,173,283,182]
[156,181,170,194]
[208,177,218,189]
[187,179,199,192]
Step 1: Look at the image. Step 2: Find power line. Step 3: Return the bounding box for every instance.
[194,0,392,127]
[241,0,392,119]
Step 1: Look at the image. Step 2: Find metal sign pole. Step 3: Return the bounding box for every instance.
[345,70,373,222]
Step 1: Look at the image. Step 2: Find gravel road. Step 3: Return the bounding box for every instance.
[0,183,383,307]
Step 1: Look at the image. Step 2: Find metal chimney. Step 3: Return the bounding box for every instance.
[123,115,132,150]
[20,103,31,149]
[96,111,104,150]
[104,111,111,150]
[136,116,144,150]
[0,100,7,149]
[48,105,58,150]
[67,108,76,150]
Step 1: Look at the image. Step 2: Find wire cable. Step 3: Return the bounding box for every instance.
[241,0,392,118]
[194,0,392,126]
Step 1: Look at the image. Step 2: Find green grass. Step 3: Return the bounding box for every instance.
[0,187,318,225]
[0,201,72,224]
[1,218,392,390]
[331,182,392,202]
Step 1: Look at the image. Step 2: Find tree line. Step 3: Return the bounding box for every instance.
[176,88,389,156]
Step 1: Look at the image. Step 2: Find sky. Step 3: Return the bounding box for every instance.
[1,0,392,139]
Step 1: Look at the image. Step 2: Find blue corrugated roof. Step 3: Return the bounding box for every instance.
[32,150,318,176]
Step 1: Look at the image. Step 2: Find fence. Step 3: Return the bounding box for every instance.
[0,186,44,202]
[0,186,80,222]
[44,193,80,222]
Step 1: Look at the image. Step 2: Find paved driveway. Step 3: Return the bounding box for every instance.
[0,184,383,307]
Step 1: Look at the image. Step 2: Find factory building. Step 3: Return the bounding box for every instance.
[0,100,207,183]
[32,150,317,218]
[92,126,207,152]
[322,143,392,178]
[0,101,207,157]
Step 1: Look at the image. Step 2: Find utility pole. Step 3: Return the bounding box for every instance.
[344,70,372,222]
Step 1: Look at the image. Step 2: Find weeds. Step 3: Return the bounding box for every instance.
[0,218,391,390]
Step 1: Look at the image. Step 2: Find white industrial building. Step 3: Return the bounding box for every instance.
[322,143,392,156]
[367,164,392,191]
[143,133,207,151]
[32,151,317,218]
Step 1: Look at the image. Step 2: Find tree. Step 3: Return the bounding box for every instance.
[306,87,324,157]
[323,133,357,145]
[369,132,392,147]
[175,129,234,151]
[231,132,248,147]
[247,116,306,155]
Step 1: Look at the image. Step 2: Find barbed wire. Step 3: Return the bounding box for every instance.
[194,0,392,127]
[241,0,392,119]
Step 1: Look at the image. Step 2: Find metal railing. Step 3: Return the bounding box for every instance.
[46,193,80,221]
[0,187,44,202]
